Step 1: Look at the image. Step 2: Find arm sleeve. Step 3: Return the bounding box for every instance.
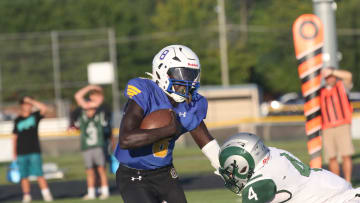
[242,179,277,203]
[201,139,220,170]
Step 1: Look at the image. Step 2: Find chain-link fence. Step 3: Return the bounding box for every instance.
[0,25,359,121]
[0,28,121,120]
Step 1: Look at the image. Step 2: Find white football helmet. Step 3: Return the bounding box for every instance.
[218,133,269,194]
[149,45,201,103]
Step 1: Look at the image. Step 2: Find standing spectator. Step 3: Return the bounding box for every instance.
[13,96,53,203]
[74,85,110,200]
[320,67,354,182]
[70,94,114,160]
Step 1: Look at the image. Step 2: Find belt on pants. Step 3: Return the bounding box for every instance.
[118,164,173,176]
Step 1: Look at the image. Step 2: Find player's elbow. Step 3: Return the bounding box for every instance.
[119,136,133,149]
[119,137,128,149]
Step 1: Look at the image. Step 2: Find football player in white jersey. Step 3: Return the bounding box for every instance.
[218,132,360,203]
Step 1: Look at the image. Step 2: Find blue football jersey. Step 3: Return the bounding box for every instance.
[114,78,208,170]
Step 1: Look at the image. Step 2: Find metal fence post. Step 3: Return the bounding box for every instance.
[108,28,121,128]
[51,31,63,117]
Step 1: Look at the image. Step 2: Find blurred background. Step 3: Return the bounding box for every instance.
[0,0,358,118]
[0,0,360,202]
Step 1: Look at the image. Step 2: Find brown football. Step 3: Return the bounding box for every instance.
[140,109,173,129]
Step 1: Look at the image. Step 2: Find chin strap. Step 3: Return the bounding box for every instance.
[168,92,186,103]
[201,139,221,171]
[146,72,186,103]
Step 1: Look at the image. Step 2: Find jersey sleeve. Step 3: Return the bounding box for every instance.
[124,78,150,113]
[182,94,208,131]
[196,95,208,121]
[34,111,44,122]
[242,179,277,203]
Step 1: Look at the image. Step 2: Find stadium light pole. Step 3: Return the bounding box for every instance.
[217,0,230,86]
[313,0,339,69]
[108,28,121,127]
[51,31,63,117]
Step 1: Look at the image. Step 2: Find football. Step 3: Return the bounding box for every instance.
[140,109,173,129]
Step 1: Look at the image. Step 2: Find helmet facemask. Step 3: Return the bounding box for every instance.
[167,67,200,103]
[219,146,255,194]
[219,159,254,194]
[219,145,256,195]
[218,133,270,195]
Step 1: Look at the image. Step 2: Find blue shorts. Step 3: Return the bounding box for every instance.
[17,153,43,179]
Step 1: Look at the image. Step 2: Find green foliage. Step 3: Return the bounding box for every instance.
[336,0,360,90]
[0,0,359,104]
[246,0,312,95]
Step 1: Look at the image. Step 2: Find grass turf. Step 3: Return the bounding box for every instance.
[2,139,360,203]
[2,139,360,184]
[12,189,240,203]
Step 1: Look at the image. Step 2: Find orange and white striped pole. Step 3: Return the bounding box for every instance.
[292,14,324,168]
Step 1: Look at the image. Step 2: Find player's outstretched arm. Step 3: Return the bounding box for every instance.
[190,122,221,170]
[118,100,181,149]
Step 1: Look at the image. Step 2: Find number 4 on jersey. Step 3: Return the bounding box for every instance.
[248,187,258,201]
[242,179,276,203]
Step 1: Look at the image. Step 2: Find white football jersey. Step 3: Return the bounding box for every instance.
[242,147,360,203]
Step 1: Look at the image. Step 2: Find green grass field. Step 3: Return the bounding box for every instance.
[25,189,240,203]
[2,138,360,203]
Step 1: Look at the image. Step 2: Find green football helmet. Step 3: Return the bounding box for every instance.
[219,133,269,194]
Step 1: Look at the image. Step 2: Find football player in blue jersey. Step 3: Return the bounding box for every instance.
[114,45,221,203]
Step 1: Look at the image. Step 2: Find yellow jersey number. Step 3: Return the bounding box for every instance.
[152,138,171,158]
